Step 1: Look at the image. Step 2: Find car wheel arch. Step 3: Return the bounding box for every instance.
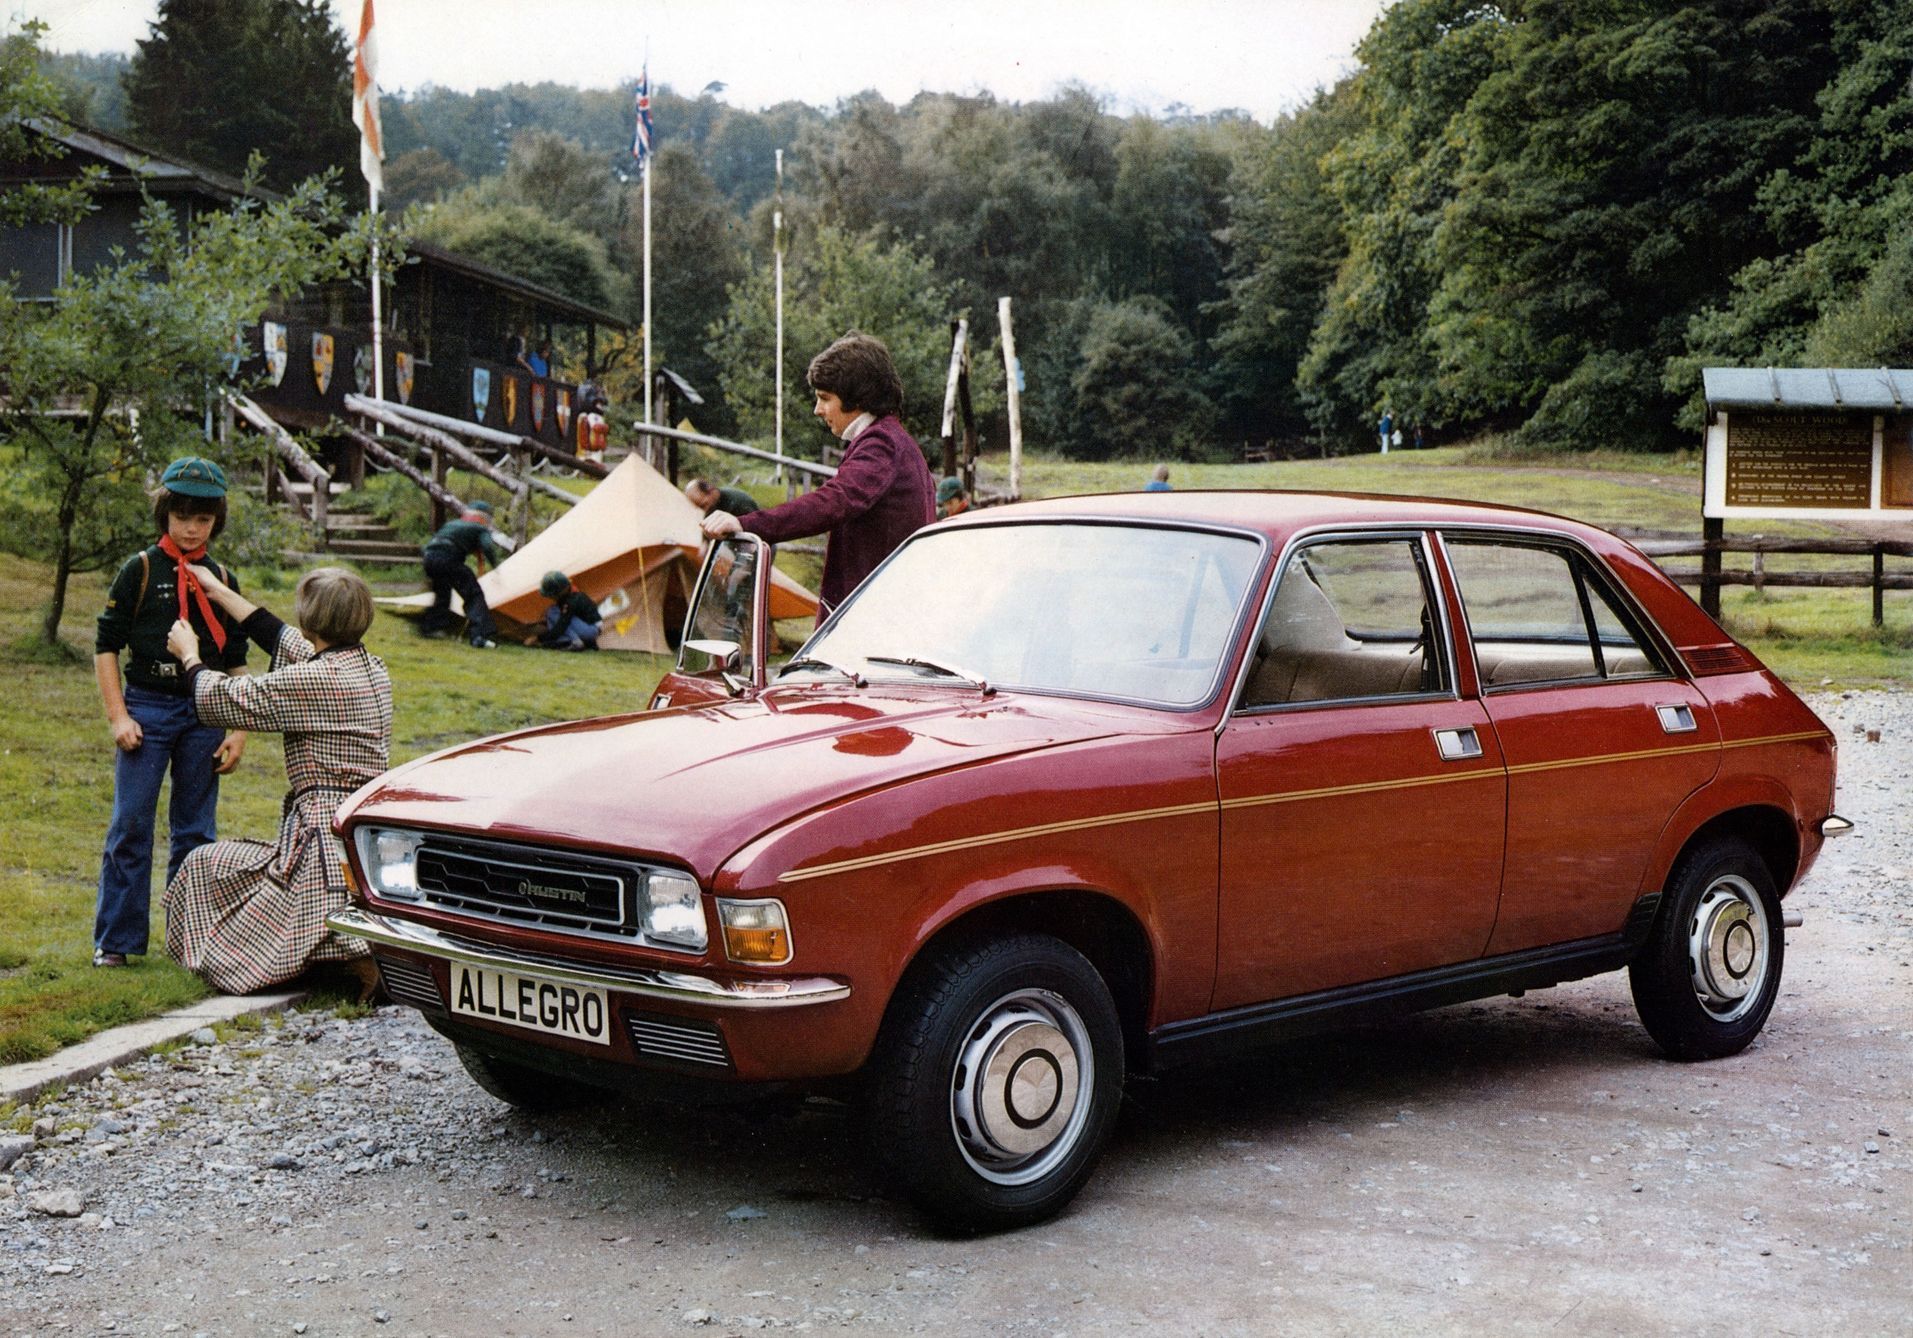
[1649,801,1801,908]
[890,888,1156,1070]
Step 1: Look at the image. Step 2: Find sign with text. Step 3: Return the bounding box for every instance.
[1704,409,1894,519]
[1723,411,1872,508]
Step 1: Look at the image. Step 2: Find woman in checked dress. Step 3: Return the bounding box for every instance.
[163,567,392,995]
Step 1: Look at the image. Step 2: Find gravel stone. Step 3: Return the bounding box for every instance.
[0,1135,31,1172]
[26,1188,84,1217]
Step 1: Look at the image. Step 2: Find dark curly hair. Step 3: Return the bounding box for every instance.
[806,332,904,420]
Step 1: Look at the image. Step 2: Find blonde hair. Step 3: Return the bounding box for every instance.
[295,567,374,646]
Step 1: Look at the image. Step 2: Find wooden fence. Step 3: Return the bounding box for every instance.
[1632,534,1913,625]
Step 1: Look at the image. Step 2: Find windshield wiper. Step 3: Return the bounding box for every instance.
[778,656,867,687]
[865,655,994,696]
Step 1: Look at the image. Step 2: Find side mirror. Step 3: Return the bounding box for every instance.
[682,638,741,675]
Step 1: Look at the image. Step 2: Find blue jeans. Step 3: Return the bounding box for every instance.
[95,686,224,956]
[540,607,600,650]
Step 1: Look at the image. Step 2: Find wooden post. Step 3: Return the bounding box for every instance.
[1701,517,1724,619]
[998,297,1022,501]
[431,446,447,532]
[1874,543,1886,627]
[940,318,968,479]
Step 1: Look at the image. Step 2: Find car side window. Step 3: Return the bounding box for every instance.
[1240,538,1447,708]
[1444,538,1666,688]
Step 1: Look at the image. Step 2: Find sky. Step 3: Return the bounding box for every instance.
[22,0,1388,123]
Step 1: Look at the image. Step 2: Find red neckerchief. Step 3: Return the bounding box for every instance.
[157,534,228,654]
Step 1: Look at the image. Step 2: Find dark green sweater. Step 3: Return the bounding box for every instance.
[423,518,507,566]
[95,547,249,694]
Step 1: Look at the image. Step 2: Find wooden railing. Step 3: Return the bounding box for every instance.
[1632,534,1913,625]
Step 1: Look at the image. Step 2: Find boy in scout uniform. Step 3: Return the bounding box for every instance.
[419,500,507,649]
[534,570,602,651]
[92,457,251,967]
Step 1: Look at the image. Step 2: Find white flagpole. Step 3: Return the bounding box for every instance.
[642,123,653,428]
[370,183,384,404]
[774,148,784,485]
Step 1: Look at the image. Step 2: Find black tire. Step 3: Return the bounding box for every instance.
[867,933,1124,1233]
[454,1042,607,1112]
[1629,836,1784,1061]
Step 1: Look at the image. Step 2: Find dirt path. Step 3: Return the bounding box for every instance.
[4,692,1908,1336]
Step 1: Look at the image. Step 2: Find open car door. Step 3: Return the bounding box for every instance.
[648,534,771,709]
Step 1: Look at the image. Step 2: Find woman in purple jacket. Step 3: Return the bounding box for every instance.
[700,333,934,619]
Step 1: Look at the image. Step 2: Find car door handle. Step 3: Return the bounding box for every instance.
[1655,703,1696,734]
[1433,726,1483,761]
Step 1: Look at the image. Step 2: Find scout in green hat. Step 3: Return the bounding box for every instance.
[90,456,251,967]
[419,498,507,648]
[534,571,602,651]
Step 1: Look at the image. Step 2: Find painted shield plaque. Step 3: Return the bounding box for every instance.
[531,382,547,432]
[352,344,374,395]
[471,366,492,422]
[310,332,335,395]
[262,322,288,386]
[502,375,519,427]
[395,351,415,405]
[555,387,572,435]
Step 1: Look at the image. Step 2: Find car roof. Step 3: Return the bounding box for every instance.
[949,489,1616,547]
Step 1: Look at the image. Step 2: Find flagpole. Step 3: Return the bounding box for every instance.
[643,149,653,428]
[370,182,384,405]
[773,147,784,486]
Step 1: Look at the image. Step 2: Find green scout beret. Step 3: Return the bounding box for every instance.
[936,476,964,504]
[540,571,570,598]
[159,456,228,499]
[468,499,494,516]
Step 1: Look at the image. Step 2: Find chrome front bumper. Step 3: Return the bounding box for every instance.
[327,907,851,1010]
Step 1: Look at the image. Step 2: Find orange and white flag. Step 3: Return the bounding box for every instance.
[351,0,383,193]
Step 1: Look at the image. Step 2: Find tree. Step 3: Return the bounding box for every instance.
[501,130,621,249]
[382,147,465,212]
[123,0,355,192]
[1428,0,1837,448]
[1673,0,1913,424]
[1296,0,1513,447]
[1210,87,1358,443]
[0,163,366,644]
[709,226,958,448]
[629,146,748,434]
[0,27,100,229]
[410,196,627,312]
[1069,297,1216,460]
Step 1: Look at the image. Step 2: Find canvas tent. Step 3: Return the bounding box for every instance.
[384,452,819,651]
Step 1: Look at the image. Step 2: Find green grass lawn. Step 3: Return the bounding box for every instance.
[0,550,676,1066]
[1,448,1905,1066]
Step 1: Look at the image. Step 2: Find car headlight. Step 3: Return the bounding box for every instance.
[355,827,423,900]
[716,898,792,965]
[641,871,707,950]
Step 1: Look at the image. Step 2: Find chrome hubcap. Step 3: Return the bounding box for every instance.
[950,989,1092,1186]
[1688,875,1771,1021]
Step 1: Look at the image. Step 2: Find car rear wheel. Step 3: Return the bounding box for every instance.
[454,1042,606,1112]
[868,934,1123,1233]
[1630,836,1784,1061]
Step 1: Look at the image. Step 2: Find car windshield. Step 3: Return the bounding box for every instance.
[796,522,1262,706]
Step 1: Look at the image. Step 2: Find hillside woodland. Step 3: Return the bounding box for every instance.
[39,0,1913,456]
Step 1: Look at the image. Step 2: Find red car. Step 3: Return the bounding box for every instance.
[332,492,1845,1231]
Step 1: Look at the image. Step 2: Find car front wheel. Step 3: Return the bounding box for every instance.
[1630,836,1784,1061]
[869,933,1124,1233]
[454,1042,606,1112]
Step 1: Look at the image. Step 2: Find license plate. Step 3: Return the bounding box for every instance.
[450,963,611,1046]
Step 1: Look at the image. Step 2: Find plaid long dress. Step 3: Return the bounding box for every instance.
[164,625,392,993]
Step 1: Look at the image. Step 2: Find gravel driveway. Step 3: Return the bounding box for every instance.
[4,692,1908,1336]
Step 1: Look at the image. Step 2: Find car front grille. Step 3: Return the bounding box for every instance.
[626,1012,733,1070]
[413,835,642,940]
[373,953,443,1011]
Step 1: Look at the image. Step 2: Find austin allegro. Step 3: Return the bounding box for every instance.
[331,491,1844,1231]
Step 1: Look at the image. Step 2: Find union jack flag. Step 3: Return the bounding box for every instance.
[632,66,654,173]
